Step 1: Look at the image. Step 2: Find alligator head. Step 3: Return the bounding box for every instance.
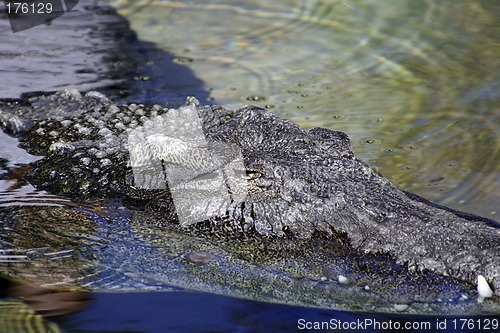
[2,90,499,302]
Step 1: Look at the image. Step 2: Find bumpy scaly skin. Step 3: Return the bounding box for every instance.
[2,90,499,298]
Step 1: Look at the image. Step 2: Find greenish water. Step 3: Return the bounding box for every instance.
[111,0,499,217]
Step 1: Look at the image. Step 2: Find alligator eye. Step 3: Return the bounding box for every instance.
[245,171,260,180]
[234,169,260,180]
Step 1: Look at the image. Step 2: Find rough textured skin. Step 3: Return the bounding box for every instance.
[1,90,499,313]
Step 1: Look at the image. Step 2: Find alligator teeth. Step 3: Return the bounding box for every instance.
[477,275,493,303]
[338,275,349,285]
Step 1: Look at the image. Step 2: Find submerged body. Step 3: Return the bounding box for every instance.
[0,90,498,314]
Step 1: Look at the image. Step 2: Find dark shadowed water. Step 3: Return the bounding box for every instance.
[0,0,499,332]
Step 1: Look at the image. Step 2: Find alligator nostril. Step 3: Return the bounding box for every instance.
[182,252,218,265]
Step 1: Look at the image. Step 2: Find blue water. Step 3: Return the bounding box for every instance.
[61,292,497,332]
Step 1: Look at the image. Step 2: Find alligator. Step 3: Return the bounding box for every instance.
[0,90,499,315]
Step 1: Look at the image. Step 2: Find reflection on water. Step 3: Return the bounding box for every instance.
[111,0,499,217]
[7,282,90,318]
[0,296,62,332]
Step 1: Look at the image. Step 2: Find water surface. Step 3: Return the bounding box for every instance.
[111,0,499,217]
[0,0,499,332]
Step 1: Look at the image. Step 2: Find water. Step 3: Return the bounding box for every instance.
[0,0,499,332]
[110,0,499,217]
